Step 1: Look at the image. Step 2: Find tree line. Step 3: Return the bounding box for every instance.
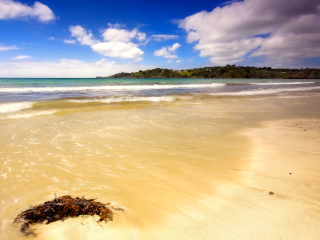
[105,65,320,79]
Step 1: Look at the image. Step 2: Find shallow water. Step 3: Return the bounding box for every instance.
[1,98,253,239]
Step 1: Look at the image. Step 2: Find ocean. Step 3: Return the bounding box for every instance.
[1,78,320,239]
[1,78,319,118]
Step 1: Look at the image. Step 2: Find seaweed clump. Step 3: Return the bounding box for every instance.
[13,195,123,237]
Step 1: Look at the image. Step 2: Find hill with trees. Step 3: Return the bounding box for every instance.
[104,65,320,79]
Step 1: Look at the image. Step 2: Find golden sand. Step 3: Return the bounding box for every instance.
[1,94,320,239]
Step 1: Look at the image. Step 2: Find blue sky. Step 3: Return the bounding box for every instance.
[0,0,320,77]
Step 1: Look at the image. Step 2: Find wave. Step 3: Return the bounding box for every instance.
[68,96,177,104]
[0,110,56,120]
[225,83,249,86]
[0,102,34,114]
[0,83,225,93]
[250,81,315,85]
[210,86,320,96]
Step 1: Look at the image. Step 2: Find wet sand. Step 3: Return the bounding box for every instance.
[1,94,320,239]
[186,119,320,240]
[39,119,320,240]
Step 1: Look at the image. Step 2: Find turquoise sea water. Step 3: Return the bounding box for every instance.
[1,78,319,103]
[0,78,320,119]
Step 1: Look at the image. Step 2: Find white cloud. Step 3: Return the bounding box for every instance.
[92,41,143,59]
[69,25,145,60]
[176,60,181,63]
[168,43,181,52]
[0,58,154,78]
[0,0,55,22]
[136,32,146,41]
[48,37,55,40]
[102,27,146,42]
[152,34,179,41]
[0,45,19,51]
[102,28,138,42]
[69,25,97,46]
[167,59,173,63]
[12,55,31,60]
[179,0,320,66]
[154,43,181,59]
[64,39,76,44]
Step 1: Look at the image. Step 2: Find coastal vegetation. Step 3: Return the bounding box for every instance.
[105,65,320,79]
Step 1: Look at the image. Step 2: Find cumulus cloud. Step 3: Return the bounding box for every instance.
[102,27,146,43]
[69,25,97,46]
[0,0,55,22]
[168,43,181,52]
[154,43,181,59]
[92,42,144,59]
[0,58,153,77]
[69,25,145,60]
[0,45,19,51]
[136,32,146,41]
[176,60,181,63]
[152,34,179,41]
[12,55,31,60]
[102,28,136,42]
[179,0,320,66]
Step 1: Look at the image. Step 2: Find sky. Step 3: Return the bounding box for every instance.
[0,0,320,77]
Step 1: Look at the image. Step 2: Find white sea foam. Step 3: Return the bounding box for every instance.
[251,81,315,85]
[0,83,225,93]
[1,110,56,120]
[69,96,176,104]
[210,86,320,96]
[0,102,33,114]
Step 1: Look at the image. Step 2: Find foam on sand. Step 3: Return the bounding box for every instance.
[1,110,56,120]
[0,102,34,114]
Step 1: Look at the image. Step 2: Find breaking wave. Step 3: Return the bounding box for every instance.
[250,82,315,85]
[68,96,177,104]
[0,83,225,93]
[210,86,320,96]
[0,102,34,114]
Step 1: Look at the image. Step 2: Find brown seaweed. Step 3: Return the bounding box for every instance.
[13,195,123,237]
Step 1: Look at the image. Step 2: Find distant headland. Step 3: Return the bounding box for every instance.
[98,65,320,79]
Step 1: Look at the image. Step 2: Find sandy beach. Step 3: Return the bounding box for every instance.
[1,91,320,240]
[1,0,320,238]
[34,118,320,240]
[193,119,320,240]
